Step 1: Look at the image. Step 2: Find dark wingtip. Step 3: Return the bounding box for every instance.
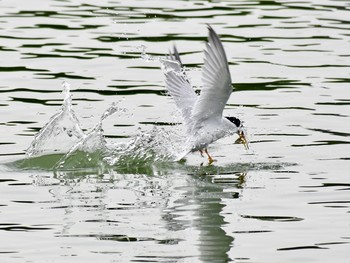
[207,24,220,41]
[173,44,178,54]
[205,24,228,64]
[172,45,182,65]
[207,24,215,38]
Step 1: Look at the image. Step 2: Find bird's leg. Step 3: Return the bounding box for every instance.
[204,148,215,164]
[199,149,204,157]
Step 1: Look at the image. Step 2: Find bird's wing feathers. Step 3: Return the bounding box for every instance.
[172,45,183,67]
[191,25,233,124]
[162,47,198,124]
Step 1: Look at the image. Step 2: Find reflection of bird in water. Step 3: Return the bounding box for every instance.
[162,25,248,164]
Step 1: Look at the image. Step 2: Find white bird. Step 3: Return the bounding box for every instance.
[162,25,248,163]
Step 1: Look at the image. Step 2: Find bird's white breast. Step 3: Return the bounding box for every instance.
[188,117,236,152]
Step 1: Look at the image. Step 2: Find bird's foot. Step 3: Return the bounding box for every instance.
[207,157,216,165]
[204,148,216,164]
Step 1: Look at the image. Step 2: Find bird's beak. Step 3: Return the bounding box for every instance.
[235,128,249,150]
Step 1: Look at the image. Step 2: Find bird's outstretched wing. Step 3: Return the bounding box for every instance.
[191,25,233,124]
[162,46,197,126]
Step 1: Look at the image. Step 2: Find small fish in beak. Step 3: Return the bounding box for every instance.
[235,128,249,150]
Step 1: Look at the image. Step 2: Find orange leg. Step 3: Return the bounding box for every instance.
[204,148,215,164]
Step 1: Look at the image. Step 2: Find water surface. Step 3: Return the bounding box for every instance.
[1,0,350,262]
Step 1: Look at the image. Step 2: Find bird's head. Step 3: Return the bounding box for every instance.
[226,117,249,150]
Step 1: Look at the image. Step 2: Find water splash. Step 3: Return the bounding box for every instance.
[26,82,85,158]
[56,127,183,172]
[54,101,182,171]
[139,44,156,63]
[139,44,180,69]
[56,103,125,171]
[104,127,183,167]
[24,81,185,171]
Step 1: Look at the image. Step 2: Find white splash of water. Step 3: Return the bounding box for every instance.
[104,126,184,167]
[26,76,187,170]
[138,45,154,62]
[56,102,126,170]
[26,82,85,158]
[138,44,177,66]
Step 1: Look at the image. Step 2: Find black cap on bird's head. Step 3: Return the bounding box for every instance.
[225,116,249,150]
[226,116,241,128]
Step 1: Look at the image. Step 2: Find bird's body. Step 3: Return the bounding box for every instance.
[175,116,237,162]
[188,117,235,151]
[162,25,248,163]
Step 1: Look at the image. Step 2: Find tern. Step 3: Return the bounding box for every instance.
[162,25,248,163]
